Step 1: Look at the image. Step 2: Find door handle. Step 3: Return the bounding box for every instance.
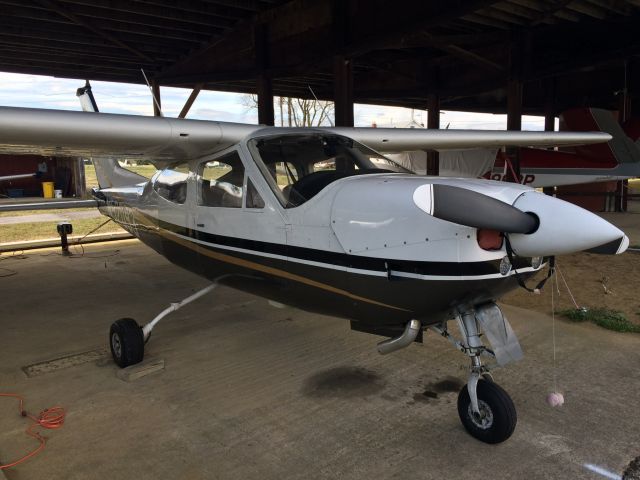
[196,223,205,227]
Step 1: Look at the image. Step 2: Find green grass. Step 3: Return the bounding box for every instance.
[1,217,124,243]
[0,207,97,218]
[559,308,640,333]
[84,163,157,190]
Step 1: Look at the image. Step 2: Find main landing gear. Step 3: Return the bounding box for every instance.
[109,283,219,368]
[380,303,518,444]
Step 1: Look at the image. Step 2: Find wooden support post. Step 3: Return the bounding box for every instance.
[257,75,274,126]
[617,60,632,212]
[427,92,440,176]
[178,83,203,119]
[543,79,555,196]
[334,55,354,127]
[544,90,555,133]
[151,80,161,117]
[255,24,274,126]
[506,31,524,183]
[332,0,353,127]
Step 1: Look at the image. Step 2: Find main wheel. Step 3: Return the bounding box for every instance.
[109,318,144,368]
[457,379,517,444]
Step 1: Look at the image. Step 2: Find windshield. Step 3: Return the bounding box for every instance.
[248,133,412,208]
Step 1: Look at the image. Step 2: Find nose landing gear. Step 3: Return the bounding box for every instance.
[431,303,518,444]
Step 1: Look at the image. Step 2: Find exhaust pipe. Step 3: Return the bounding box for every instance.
[377,319,422,355]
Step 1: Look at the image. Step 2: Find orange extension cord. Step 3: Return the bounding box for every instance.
[0,393,65,470]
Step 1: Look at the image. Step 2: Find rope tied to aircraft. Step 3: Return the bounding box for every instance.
[0,393,65,470]
[547,271,564,407]
[545,260,585,409]
[68,218,121,258]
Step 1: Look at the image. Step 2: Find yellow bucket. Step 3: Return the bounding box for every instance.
[42,181,55,199]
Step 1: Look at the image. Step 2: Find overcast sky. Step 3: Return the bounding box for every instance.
[0,71,546,130]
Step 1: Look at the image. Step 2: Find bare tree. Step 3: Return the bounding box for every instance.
[243,94,334,127]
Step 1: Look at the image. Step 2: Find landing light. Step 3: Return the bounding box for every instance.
[499,256,512,276]
[531,256,543,269]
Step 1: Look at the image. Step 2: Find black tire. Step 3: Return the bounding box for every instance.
[457,379,517,444]
[109,318,144,368]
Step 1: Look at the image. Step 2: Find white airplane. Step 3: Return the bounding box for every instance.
[0,103,628,444]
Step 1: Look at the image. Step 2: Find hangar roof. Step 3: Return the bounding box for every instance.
[1,0,639,115]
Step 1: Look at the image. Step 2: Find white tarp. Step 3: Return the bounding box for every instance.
[388,148,498,177]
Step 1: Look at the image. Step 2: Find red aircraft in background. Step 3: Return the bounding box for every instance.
[484,108,640,187]
[391,108,640,188]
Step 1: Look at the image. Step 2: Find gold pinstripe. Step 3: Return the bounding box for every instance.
[156,227,410,312]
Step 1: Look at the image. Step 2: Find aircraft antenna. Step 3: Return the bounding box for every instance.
[141,68,163,117]
[307,86,334,127]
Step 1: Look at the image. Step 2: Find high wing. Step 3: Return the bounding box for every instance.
[0,107,259,168]
[328,126,612,152]
[0,107,611,168]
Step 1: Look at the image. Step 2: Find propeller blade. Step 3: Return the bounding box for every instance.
[430,184,538,234]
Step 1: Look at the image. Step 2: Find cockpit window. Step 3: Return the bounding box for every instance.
[198,151,245,208]
[248,134,411,208]
[153,163,189,204]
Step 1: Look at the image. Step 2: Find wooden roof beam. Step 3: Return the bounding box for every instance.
[476,6,528,24]
[343,0,503,57]
[178,84,203,119]
[415,32,505,72]
[202,0,261,11]
[0,49,157,69]
[553,9,586,21]
[41,0,238,29]
[0,32,178,59]
[0,13,215,44]
[0,21,195,51]
[163,0,502,78]
[461,12,513,28]
[585,0,634,16]
[566,1,610,19]
[528,0,580,25]
[0,2,224,35]
[35,0,154,62]
[491,2,541,20]
[102,0,254,21]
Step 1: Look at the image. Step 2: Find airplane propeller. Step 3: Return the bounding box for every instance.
[417,184,538,234]
[413,183,629,256]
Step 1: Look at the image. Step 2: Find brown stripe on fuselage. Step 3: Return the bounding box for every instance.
[153,224,410,312]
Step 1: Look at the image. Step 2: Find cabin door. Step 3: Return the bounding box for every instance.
[153,163,198,272]
[192,150,287,293]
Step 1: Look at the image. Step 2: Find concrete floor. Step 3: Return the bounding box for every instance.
[1,240,639,479]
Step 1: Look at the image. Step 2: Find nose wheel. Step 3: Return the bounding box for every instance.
[430,302,520,443]
[457,378,516,444]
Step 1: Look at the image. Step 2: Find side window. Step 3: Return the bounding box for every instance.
[198,151,245,208]
[246,179,265,209]
[153,163,189,204]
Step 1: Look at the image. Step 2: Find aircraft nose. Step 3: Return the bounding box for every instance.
[586,234,629,255]
[507,191,629,257]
